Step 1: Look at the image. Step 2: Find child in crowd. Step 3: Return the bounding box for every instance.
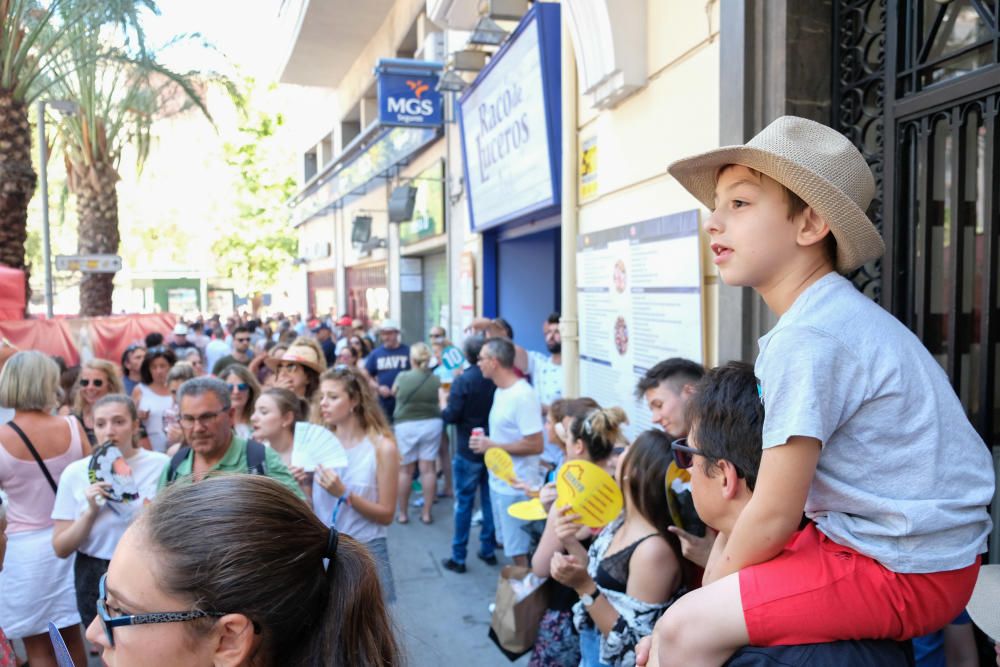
[650,116,995,665]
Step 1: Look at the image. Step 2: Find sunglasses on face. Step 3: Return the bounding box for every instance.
[96,573,225,648]
[80,379,104,388]
[670,437,715,469]
[227,382,249,392]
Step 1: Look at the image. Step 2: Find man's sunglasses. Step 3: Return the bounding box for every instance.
[79,379,104,388]
[670,437,715,469]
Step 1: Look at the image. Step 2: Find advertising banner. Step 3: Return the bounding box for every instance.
[459,3,561,232]
[577,210,704,441]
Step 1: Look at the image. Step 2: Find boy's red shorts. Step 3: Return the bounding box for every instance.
[739,523,980,646]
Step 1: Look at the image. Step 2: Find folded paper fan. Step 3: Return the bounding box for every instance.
[292,422,348,472]
[507,498,547,521]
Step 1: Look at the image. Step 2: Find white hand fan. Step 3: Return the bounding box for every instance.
[292,422,348,471]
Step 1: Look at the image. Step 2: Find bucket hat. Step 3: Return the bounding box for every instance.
[667,116,885,274]
[967,564,1000,640]
[264,343,326,375]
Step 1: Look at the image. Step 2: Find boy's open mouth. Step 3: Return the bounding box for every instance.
[711,243,733,263]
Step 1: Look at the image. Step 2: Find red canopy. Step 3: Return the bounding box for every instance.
[0,318,79,365]
[0,266,26,320]
[88,313,177,365]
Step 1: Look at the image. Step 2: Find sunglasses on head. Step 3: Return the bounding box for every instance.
[80,379,104,388]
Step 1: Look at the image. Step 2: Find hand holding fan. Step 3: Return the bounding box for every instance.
[88,442,140,504]
[292,422,348,472]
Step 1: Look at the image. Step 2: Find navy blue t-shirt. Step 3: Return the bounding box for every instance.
[365,344,410,418]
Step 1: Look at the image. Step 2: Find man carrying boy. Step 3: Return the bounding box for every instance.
[649,116,994,665]
[640,362,912,666]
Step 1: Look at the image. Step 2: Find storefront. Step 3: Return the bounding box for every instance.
[457,2,562,352]
[398,159,448,341]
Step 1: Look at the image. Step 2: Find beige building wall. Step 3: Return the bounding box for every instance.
[574,0,721,365]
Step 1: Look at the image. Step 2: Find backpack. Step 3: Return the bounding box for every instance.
[164,438,268,484]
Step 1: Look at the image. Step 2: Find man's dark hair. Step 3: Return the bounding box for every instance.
[635,357,705,399]
[491,317,514,340]
[546,312,560,325]
[684,361,763,491]
[463,334,486,365]
[233,325,251,336]
[145,332,164,348]
[482,337,516,369]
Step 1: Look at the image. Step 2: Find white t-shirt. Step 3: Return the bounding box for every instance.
[204,338,231,375]
[51,450,169,560]
[756,272,994,574]
[527,351,565,465]
[488,379,544,495]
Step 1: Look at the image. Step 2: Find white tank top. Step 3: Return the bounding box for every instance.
[138,384,174,453]
[312,434,386,544]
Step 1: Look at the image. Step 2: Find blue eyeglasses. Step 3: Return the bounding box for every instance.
[96,573,226,647]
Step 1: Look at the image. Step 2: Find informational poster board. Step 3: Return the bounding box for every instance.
[577,210,704,441]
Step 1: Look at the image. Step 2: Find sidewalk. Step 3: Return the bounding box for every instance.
[389,496,530,667]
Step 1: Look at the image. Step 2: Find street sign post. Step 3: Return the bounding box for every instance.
[55,255,122,273]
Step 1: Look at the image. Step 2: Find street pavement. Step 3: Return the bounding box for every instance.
[389,496,530,667]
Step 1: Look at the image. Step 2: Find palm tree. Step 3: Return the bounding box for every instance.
[49,19,215,315]
[0,0,98,307]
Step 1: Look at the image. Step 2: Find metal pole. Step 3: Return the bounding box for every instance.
[37,101,54,319]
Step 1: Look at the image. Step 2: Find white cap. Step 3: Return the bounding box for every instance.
[173,323,189,336]
[379,318,400,332]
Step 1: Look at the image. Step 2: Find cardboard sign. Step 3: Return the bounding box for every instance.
[556,460,623,527]
[485,448,518,485]
[507,498,547,521]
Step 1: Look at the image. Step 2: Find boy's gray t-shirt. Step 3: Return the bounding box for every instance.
[755,272,994,574]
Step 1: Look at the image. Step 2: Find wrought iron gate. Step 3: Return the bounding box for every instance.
[834,0,1000,445]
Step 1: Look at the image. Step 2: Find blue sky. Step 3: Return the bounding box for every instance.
[140,0,284,79]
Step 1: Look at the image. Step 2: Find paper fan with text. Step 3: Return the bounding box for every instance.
[292,422,348,472]
[88,442,140,503]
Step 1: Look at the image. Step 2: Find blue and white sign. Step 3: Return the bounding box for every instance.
[377,59,443,128]
[458,3,561,232]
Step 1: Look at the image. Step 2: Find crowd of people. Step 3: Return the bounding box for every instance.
[0,115,998,667]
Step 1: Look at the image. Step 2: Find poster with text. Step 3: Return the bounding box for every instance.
[577,210,704,441]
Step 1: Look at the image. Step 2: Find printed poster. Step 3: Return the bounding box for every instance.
[576,210,704,441]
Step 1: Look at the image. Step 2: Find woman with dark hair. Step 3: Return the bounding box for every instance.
[552,428,686,667]
[251,387,311,495]
[266,338,325,405]
[85,474,401,666]
[120,344,145,395]
[218,364,261,440]
[314,366,399,602]
[131,347,176,453]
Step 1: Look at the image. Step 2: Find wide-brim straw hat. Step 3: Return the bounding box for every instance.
[667,115,885,274]
[264,344,325,375]
[967,564,1000,640]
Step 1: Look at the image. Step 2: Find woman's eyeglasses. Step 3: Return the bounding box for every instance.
[80,379,104,388]
[96,573,226,647]
[227,382,249,393]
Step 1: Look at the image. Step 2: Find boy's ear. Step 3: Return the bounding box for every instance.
[716,459,743,500]
[795,206,833,249]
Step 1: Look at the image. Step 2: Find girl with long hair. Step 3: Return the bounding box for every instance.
[63,359,125,445]
[314,366,399,602]
[52,396,169,641]
[85,474,400,666]
[218,364,261,440]
[251,388,311,496]
[552,428,686,667]
[131,347,177,453]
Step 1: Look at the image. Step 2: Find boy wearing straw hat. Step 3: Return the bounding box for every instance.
[645,116,995,666]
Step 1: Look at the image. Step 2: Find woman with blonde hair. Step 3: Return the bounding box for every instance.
[0,351,89,667]
[314,366,399,602]
[217,364,261,440]
[63,359,124,446]
[391,342,442,524]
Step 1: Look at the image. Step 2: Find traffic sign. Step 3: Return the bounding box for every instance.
[55,254,122,273]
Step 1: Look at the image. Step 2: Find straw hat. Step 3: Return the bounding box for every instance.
[667,116,885,274]
[967,564,1000,640]
[264,344,325,375]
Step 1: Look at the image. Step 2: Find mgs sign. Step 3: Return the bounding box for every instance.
[377,66,443,128]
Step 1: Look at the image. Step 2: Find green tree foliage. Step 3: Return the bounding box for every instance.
[212,81,297,296]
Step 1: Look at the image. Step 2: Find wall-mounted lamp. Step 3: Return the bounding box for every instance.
[469,16,508,46]
[436,69,469,93]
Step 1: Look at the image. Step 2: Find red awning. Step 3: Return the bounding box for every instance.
[0,266,26,320]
